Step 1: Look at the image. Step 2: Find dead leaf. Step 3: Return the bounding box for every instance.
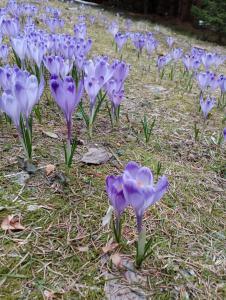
[77,246,89,252]
[42,131,59,139]
[43,290,55,300]
[111,253,122,268]
[1,215,25,231]
[45,164,56,176]
[102,242,118,254]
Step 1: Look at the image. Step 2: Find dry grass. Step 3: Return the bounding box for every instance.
[0,0,225,299]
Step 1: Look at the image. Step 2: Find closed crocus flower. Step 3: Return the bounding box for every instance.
[197,72,210,91]
[0,67,44,125]
[218,75,226,94]
[122,162,168,233]
[223,128,226,142]
[1,17,20,37]
[0,91,21,129]
[50,75,83,139]
[200,95,216,119]
[171,48,183,61]
[0,44,9,62]
[208,73,219,91]
[84,57,114,106]
[201,52,214,70]
[166,36,175,48]
[43,55,61,76]
[114,32,128,52]
[13,70,44,120]
[106,175,128,217]
[108,21,119,37]
[11,35,27,61]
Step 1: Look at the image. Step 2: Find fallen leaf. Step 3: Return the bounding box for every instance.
[102,242,118,254]
[45,164,56,176]
[1,215,25,231]
[42,131,59,139]
[111,253,122,268]
[43,290,55,300]
[77,246,89,252]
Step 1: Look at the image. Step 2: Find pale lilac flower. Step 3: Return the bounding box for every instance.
[166,36,175,48]
[200,95,216,118]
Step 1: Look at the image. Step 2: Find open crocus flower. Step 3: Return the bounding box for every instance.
[200,95,216,119]
[122,162,168,233]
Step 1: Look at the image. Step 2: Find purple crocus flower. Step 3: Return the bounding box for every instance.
[11,35,27,61]
[27,41,46,68]
[0,67,44,127]
[166,36,175,48]
[106,175,128,217]
[43,55,61,76]
[201,52,214,70]
[223,128,226,142]
[74,23,86,39]
[200,95,216,119]
[83,57,114,109]
[171,48,183,61]
[122,162,168,233]
[114,32,128,52]
[108,21,119,37]
[145,38,158,56]
[0,17,20,37]
[125,19,132,31]
[197,72,210,91]
[208,73,218,91]
[50,75,83,141]
[218,75,226,94]
[0,44,8,62]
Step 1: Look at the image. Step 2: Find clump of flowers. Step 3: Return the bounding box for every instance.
[105,162,169,268]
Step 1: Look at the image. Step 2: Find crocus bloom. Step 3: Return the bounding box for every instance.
[200,95,216,119]
[166,36,174,48]
[0,68,44,126]
[1,17,19,37]
[201,52,214,70]
[108,21,119,37]
[50,75,83,140]
[208,73,218,91]
[218,75,226,94]
[122,162,168,233]
[171,48,183,61]
[106,175,128,217]
[223,128,226,141]
[0,44,8,62]
[114,32,128,52]
[83,57,114,109]
[11,35,27,61]
[196,72,210,91]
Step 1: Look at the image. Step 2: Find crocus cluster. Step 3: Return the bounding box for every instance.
[106,162,168,267]
[0,66,44,160]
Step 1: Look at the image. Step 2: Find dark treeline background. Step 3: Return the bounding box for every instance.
[96,0,199,21]
[90,0,226,43]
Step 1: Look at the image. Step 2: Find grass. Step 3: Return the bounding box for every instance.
[0,0,225,299]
